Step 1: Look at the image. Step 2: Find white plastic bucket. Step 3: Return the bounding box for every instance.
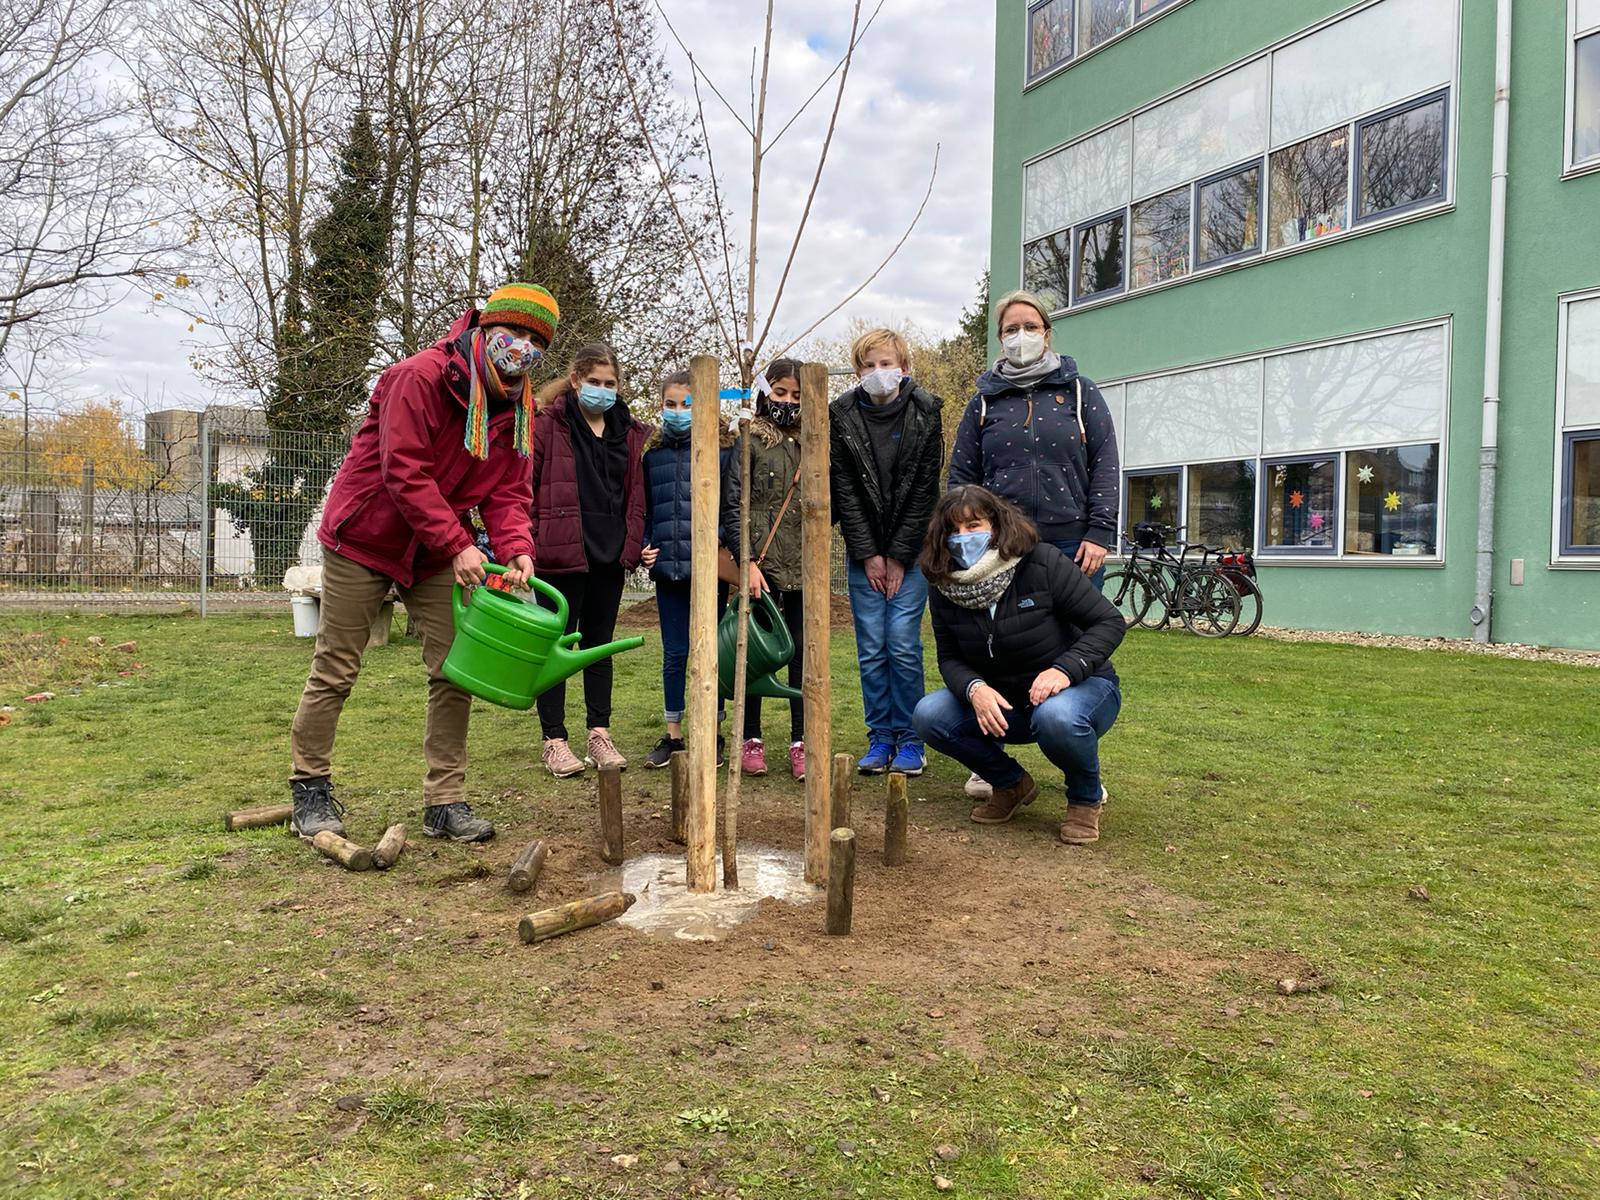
[290,594,321,638]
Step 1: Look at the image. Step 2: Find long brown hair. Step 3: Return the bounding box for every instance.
[536,342,621,405]
[918,485,1039,584]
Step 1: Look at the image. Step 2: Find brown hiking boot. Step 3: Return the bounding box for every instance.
[1059,803,1101,845]
[585,727,627,771]
[969,769,1038,824]
[542,738,585,778]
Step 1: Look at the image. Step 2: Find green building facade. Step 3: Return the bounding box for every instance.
[991,0,1600,648]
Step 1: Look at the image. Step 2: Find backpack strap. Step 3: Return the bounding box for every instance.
[755,464,803,566]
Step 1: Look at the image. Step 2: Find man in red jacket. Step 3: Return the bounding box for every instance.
[289,283,559,843]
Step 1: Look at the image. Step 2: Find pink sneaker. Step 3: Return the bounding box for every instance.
[789,742,806,781]
[740,738,767,776]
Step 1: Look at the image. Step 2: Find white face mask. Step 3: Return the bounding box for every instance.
[860,366,904,399]
[1002,329,1047,368]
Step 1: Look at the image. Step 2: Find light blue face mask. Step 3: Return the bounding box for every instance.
[661,407,692,435]
[948,530,991,570]
[578,382,617,413]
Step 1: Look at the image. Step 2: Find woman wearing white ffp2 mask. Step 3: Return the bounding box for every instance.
[944,290,1123,805]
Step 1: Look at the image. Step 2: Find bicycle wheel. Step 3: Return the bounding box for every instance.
[1176,571,1240,637]
[1230,576,1263,637]
[1104,567,1158,628]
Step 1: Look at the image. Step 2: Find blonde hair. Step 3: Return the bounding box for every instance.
[850,327,912,373]
[993,290,1053,337]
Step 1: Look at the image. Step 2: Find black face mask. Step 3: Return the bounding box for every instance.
[769,401,800,429]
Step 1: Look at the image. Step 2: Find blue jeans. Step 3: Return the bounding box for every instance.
[654,579,728,723]
[912,676,1121,806]
[1052,538,1106,592]
[846,559,929,746]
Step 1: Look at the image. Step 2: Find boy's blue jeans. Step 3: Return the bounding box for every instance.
[654,579,727,722]
[912,677,1121,806]
[846,558,929,747]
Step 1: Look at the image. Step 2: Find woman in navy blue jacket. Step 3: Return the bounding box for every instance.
[946,289,1121,802]
[639,372,734,768]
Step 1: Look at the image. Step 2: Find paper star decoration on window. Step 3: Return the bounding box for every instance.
[1149,493,1163,509]
[1289,490,1305,509]
[1384,491,1402,511]
[1357,465,1375,484]
[1309,512,1325,531]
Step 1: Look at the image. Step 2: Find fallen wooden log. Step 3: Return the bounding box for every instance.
[884,772,909,867]
[372,824,407,869]
[518,891,636,944]
[826,828,856,936]
[507,840,549,894]
[224,803,292,832]
[311,830,373,872]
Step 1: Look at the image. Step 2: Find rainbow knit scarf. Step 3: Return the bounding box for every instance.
[465,328,533,459]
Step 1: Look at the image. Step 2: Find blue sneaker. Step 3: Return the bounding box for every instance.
[890,741,926,776]
[857,735,895,775]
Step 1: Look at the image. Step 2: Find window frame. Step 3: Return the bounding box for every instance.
[1072,207,1128,303]
[1552,288,1600,563]
[1129,183,1192,290]
[1023,0,1194,91]
[1122,466,1185,552]
[1566,0,1600,177]
[1353,89,1451,225]
[1184,458,1259,552]
[1267,124,1352,252]
[1258,453,1342,557]
[1194,158,1265,268]
[1341,444,1443,558]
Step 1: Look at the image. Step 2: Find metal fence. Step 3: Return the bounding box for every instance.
[1,400,854,613]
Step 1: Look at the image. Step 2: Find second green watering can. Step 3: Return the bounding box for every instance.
[718,590,802,703]
[443,564,644,710]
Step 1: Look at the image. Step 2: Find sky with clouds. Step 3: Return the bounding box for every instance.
[79,1,995,411]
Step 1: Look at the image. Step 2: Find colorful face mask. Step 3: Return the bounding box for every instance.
[860,366,904,399]
[661,407,693,434]
[948,530,992,570]
[578,383,618,413]
[768,400,800,428]
[487,330,541,377]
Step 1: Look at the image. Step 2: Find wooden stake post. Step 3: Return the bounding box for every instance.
[685,355,722,893]
[518,891,636,944]
[224,804,292,832]
[372,823,407,869]
[507,840,548,894]
[884,773,909,867]
[798,363,833,885]
[598,764,624,866]
[311,830,373,872]
[669,750,688,844]
[831,754,854,832]
[826,829,855,935]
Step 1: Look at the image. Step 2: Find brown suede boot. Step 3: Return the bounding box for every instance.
[1058,803,1101,845]
[969,769,1038,824]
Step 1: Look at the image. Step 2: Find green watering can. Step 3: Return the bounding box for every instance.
[443,564,644,710]
[718,591,802,703]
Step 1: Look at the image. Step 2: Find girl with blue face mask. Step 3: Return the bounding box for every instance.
[529,343,651,779]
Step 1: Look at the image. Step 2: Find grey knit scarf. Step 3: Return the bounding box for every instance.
[935,548,1020,610]
[990,348,1062,392]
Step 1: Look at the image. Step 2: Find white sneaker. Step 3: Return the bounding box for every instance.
[964,772,992,801]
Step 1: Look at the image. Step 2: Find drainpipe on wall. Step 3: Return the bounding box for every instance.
[1472,0,1514,642]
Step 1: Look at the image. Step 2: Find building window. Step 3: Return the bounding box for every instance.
[1565,434,1600,554]
[1130,186,1190,289]
[1137,0,1176,12]
[1187,460,1256,551]
[1074,211,1125,300]
[1126,469,1181,543]
[1268,127,1349,250]
[1575,25,1600,167]
[1344,445,1439,556]
[1024,233,1073,314]
[1079,0,1132,54]
[1029,0,1073,82]
[1262,456,1338,554]
[1356,92,1448,221]
[1196,161,1261,266]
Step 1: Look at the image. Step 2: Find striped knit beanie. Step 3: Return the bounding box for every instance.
[482,282,560,346]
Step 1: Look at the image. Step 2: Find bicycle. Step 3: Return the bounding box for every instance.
[1105,523,1240,637]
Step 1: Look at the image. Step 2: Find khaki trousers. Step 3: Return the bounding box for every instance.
[290,550,469,805]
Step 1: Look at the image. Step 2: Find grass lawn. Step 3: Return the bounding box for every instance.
[0,608,1597,1199]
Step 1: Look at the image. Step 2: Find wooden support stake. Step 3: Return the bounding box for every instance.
[685,354,722,893]
[799,361,833,886]
[884,772,909,867]
[826,828,856,936]
[831,754,855,832]
[311,830,373,872]
[669,750,688,844]
[723,412,755,890]
[372,823,407,869]
[223,803,292,832]
[518,891,636,944]
[507,840,549,893]
[598,764,624,865]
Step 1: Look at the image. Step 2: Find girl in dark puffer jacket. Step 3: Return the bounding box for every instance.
[912,485,1126,846]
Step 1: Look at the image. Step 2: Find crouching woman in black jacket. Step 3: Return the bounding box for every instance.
[912,485,1126,845]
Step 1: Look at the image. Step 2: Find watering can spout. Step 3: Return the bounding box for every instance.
[529,634,646,697]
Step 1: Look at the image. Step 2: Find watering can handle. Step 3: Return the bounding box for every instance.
[451,562,570,627]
